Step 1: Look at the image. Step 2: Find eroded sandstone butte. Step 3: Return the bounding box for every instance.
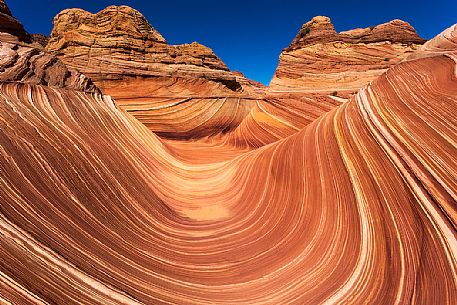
[45,6,264,140]
[46,6,230,82]
[1,1,456,304]
[269,16,426,96]
[0,1,98,93]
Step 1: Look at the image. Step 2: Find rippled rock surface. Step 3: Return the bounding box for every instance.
[45,5,264,140]
[1,2,456,304]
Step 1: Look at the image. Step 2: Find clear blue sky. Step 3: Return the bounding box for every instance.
[7,0,457,85]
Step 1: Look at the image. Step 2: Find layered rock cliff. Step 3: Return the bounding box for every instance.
[0,0,30,42]
[46,5,263,139]
[46,6,233,80]
[0,1,98,93]
[270,16,426,95]
[0,38,99,92]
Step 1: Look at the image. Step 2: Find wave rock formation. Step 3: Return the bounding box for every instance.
[1,1,456,304]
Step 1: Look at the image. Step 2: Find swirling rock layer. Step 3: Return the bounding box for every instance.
[46,5,265,139]
[0,3,456,304]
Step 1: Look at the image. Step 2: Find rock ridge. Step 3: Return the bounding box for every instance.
[46,5,231,79]
[270,16,427,94]
[0,1,99,93]
[288,16,425,50]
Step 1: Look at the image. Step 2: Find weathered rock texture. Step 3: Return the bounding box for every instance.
[0,0,30,42]
[30,33,49,47]
[1,22,457,304]
[46,6,235,82]
[0,2,98,93]
[0,36,99,92]
[270,16,426,95]
[1,1,457,303]
[46,5,264,139]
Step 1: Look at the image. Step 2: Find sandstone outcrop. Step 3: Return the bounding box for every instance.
[1,1,456,303]
[46,5,264,139]
[407,24,457,60]
[0,0,30,42]
[0,37,99,92]
[270,16,426,95]
[0,2,98,93]
[46,6,234,83]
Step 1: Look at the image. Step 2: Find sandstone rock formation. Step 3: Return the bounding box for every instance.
[270,16,426,95]
[46,5,264,139]
[46,6,233,82]
[407,23,457,60]
[0,2,98,93]
[0,0,30,42]
[30,33,49,47]
[1,1,456,304]
[0,37,99,92]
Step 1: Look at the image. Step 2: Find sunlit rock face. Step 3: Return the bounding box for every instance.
[46,5,231,80]
[407,23,457,60]
[269,16,426,96]
[0,36,99,92]
[1,1,456,304]
[45,5,265,140]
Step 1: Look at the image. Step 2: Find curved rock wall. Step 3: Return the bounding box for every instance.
[0,2,456,304]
